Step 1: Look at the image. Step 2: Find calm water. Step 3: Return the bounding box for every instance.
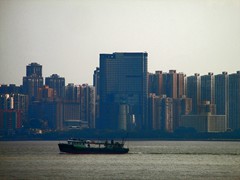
[0,141,240,179]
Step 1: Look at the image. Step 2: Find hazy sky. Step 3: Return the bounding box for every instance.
[0,0,240,85]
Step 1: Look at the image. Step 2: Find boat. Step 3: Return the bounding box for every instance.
[58,138,129,154]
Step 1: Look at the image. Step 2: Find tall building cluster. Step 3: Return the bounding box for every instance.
[0,63,95,134]
[0,54,240,135]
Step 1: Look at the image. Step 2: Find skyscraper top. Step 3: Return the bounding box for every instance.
[49,74,62,78]
[169,70,176,74]
[28,62,41,66]
[100,52,148,59]
[26,62,42,77]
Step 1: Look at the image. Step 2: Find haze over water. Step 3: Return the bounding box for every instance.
[0,141,240,179]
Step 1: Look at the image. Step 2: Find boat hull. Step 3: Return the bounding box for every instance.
[58,143,129,154]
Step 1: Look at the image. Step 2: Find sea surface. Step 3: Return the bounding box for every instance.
[0,140,240,179]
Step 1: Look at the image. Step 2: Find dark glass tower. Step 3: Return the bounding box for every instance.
[99,52,148,130]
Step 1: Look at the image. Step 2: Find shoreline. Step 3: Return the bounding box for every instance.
[1,129,240,141]
[1,137,240,142]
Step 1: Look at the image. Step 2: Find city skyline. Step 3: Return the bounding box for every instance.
[1,60,240,87]
[1,53,240,133]
[1,0,240,86]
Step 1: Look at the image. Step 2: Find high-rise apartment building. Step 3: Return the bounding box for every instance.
[99,52,148,130]
[65,83,80,102]
[23,63,43,100]
[148,94,160,130]
[181,101,226,133]
[173,96,192,130]
[177,72,186,98]
[148,70,185,99]
[148,71,164,96]
[0,109,22,132]
[186,73,201,114]
[162,97,174,132]
[45,74,65,98]
[201,72,215,104]
[0,93,28,131]
[61,83,96,129]
[93,68,100,98]
[0,84,22,94]
[38,85,54,101]
[93,67,100,126]
[79,84,95,128]
[163,70,177,98]
[148,94,173,132]
[215,72,229,129]
[28,100,63,130]
[229,71,240,130]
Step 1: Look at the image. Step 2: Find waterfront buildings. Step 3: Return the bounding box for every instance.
[181,115,226,132]
[1,58,240,134]
[28,100,61,129]
[62,101,81,128]
[0,109,22,133]
[148,94,192,132]
[99,52,148,130]
[0,93,28,133]
[229,71,240,130]
[148,70,189,131]
[148,94,173,132]
[181,101,226,132]
[79,84,95,128]
[58,83,95,129]
[173,96,192,130]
